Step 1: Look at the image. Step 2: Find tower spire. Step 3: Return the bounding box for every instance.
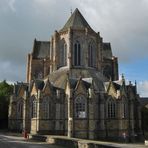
[60,8,93,32]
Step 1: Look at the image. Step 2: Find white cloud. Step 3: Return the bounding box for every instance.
[138,81,148,97]
[0,0,16,12]
[8,0,16,12]
[73,0,148,62]
[0,0,147,87]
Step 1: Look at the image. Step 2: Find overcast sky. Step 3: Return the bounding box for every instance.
[0,0,148,97]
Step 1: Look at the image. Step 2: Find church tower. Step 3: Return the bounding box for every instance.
[26,8,118,82]
[9,8,143,143]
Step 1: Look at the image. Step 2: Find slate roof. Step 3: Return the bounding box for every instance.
[102,43,112,59]
[34,79,45,90]
[140,97,148,107]
[32,39,50,59]
[13,82,28,95]
[104,79,124,92]
[113,80,123,90]
[47,67,105,91]
[68,78,77,89]
[60,8,94,32]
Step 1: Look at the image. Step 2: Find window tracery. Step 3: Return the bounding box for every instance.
[74,41,81,66]
[75,95,87,118]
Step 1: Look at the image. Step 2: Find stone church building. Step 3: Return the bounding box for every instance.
[8,8,143,142]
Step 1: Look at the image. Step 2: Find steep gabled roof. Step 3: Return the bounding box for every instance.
[32,39,50,59]
[60,8,93,32]
[68,78,77,89]
[34,79,44,90]
[14,82,28,96]
[106,80,117,98]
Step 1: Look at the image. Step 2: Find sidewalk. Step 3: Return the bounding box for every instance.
[30,134,148,148]
[0,131,147,148]
[0,130,22,137]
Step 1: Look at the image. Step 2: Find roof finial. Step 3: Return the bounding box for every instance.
[70,7,73,15]
[135,80,137,86]
[122,73,124,80]
[135,80,137,93]
[121,73,126,85]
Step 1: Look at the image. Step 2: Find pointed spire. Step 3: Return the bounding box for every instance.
[120,74,127,96]
[60,8,93,32]
[121,73,126,85]
[135,80,137,86]
[70,7,73,15]
[122,73,124,80]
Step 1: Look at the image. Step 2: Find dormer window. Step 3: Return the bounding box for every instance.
[74,41,81,66]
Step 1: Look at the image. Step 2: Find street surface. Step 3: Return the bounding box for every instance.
[0,134,64,148]
[0,133,147,148]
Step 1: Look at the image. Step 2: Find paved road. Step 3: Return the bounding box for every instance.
[0,134,64,148]
[0,133,147,148]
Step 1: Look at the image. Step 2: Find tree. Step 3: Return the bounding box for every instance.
[0,80,13,128]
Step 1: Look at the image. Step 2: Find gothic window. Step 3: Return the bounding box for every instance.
[42,97,51,119]
[60,39,67,67]
[88,43,96,67]
[74,41,81,66]
[63,43,67,66]
[17,99,23,118]
[42,101,48,119]
[32,99,37,118]
[107,99,116,118]
[121,97,128,118]
[75,95,87,118]
[122,101,127,118]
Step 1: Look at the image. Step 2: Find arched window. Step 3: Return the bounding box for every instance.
[31,96,37,118]
[74,41,81,66]
[42,97,51,119]
[122,103,127,118]
[17,99,23,118]
[121,99,127,118]
[107,99,116,118]
[88,44,93,67]
[88,42,96,67]
[60,39,67,67]
[75,95,87,118]
[63,43,67,66]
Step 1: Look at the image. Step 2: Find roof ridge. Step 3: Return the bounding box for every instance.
[60,8,93,32]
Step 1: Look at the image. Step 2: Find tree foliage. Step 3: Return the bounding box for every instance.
[0,80,13,119]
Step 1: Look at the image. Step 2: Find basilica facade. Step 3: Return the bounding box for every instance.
[8,8,143,142]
